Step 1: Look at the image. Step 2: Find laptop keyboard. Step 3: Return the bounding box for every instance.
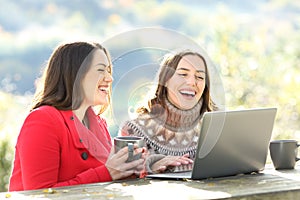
[166,163,193,173]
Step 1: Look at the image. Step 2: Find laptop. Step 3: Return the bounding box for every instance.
[146,107,277,180]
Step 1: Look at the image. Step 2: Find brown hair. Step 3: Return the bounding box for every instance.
[31,41,112,114]
[138,50,217,115]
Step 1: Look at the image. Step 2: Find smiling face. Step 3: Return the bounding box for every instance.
[166,54,206,110]
[81,49,113,108]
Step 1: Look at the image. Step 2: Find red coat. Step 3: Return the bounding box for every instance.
[9,106,113,191]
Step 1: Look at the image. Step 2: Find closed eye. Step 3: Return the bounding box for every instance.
[95,63,111,73]
[196,75,205,80]
[178,73,188,77]
[97,66,111,74]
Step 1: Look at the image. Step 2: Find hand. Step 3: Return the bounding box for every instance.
[151,154,193,173]
[105,144,146,180]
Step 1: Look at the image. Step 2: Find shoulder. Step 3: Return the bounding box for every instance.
[31,105,62,115]
[119,114,149,136]
[28,105,60,119]
[26,106,70,126]
[19,106,66,142]
[119,119,139,136]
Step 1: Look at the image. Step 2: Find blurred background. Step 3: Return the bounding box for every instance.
[0,0,300,192]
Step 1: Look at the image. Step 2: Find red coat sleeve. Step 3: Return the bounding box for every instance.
[9,107,112,191]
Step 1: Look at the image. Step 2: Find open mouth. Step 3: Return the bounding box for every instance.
[98,86,109,94]
[179,90,196,97]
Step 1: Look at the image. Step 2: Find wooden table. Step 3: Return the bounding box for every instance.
[2,163,300,200]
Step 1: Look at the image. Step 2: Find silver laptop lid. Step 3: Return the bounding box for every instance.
[191,107,277,179]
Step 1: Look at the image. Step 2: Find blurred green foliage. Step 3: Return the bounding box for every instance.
[206,6,300,139]
[0,138,12,192]
[0,91,30,192]
[1,0,300,192]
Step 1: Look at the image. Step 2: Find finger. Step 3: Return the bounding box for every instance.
[122,159,145,174]
[123,158,145,170]
[182,153,190,158]
[118,145,143,158]
[153,165,167,173]
[133,147,144,154]
[120,169,136,178]
[177,157,193,164]
[112,159,141,172]
[169,161,182,166]
[165,157,183,165]
[131,163,145,172]
[117,146,130,156]
[135,164,145,171]
[141,152,147,159]
[128,148,146,161]
[133,143,139,149]
[182,156,194,163]
[181,154,193,161]
[112,147,131,163]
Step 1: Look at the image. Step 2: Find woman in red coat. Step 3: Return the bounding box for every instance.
[9,42,145,191]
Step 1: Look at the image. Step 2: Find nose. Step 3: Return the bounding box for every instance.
[104,72,113,82]
[186,75,197,85]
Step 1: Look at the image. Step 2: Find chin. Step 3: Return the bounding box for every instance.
[94,100,108,106]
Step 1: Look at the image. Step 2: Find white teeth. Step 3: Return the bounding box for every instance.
[180,90,195,96]
[99,87,108,92]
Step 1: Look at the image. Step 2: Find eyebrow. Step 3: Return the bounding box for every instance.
[95,63,108,67]
[177,67,205,73]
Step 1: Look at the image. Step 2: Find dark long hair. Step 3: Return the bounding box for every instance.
[138,50,217,115]
[31,41,112,114]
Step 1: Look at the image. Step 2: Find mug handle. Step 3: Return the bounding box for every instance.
[127,143,134,162]
[296,143,300,162]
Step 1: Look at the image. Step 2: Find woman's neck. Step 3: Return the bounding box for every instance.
[73,106,89,122]
[162,97,203,130]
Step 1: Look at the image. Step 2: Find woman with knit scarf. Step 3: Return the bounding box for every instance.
[120,50,218,174]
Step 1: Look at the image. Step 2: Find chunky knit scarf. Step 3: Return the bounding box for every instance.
[125,98,203,158]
